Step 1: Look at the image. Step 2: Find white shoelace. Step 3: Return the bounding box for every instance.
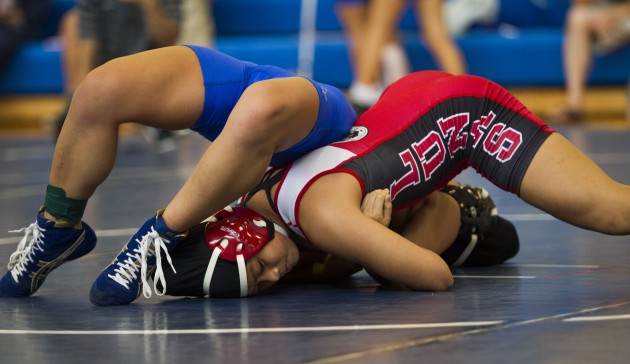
[7,222,46,282]
[107,227,176,299]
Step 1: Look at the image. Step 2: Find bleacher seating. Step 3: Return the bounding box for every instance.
[1,0,629,94]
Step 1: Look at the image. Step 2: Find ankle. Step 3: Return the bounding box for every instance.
[44,185,87,225]
[154,209,186,239]
[42,210,57,222]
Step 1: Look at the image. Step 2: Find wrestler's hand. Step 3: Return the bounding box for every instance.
[361,189,392,227]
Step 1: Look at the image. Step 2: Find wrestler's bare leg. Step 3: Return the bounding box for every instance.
[390,192,461,254]
[48,46,204,205]
[520,133,630,234]
[162,76,320,231]
[48,45,321,233]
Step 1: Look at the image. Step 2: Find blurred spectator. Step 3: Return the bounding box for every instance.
[177,0,213,47]
[0,0,51,76]
[444,0,499,36]
[548,0,630,123]
[53,0,182,141]
[337,0,467,112]
[142,0,214,149]
[335,0,410,112]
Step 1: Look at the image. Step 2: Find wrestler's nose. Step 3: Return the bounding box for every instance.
[260,266,281,283]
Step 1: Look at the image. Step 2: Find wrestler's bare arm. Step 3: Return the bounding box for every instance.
[281,250,362,284]
[360,188,393,227]
[282,189,393,284]
[283,188,457,284]
[299,173,453,291]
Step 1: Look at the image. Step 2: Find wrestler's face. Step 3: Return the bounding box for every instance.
[245,232,300,296]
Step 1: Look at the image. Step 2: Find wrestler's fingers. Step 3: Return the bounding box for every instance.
[374,189,392,227]
[362,189,387,213]
[382,190,392,224]
[361,190,377,211]
[361,189,391,226]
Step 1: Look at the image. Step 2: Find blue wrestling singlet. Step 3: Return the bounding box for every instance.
[185,45,357,166]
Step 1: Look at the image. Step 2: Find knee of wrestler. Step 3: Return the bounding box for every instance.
[70,61,129,125]
[228,81,299,146]
[461,216,520,267]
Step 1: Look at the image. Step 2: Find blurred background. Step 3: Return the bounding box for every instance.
[1,0,629,135]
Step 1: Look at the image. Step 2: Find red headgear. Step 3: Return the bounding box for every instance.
[202,206,288,297]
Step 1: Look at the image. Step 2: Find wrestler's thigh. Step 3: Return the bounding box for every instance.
[96,46,204,130]
[229,77,320,150]
[519,133,615,227]
[390,193,458,254]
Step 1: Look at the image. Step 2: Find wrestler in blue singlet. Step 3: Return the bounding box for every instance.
[185,45,357,166]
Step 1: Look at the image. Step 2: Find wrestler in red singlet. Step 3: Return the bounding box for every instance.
[275,71,554,239]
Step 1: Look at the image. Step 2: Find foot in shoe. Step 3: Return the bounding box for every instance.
[349,82,383,109]
[546,105,585,124]
[0,207,97,298]
[89,210,186,306]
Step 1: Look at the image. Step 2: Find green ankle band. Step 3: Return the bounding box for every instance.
[44,185,87,225]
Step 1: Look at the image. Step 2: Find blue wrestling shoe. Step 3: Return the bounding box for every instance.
[89,210,187,306]
[0,207,97,297]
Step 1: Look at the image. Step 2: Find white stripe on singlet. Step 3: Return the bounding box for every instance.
[276,145,356,238]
